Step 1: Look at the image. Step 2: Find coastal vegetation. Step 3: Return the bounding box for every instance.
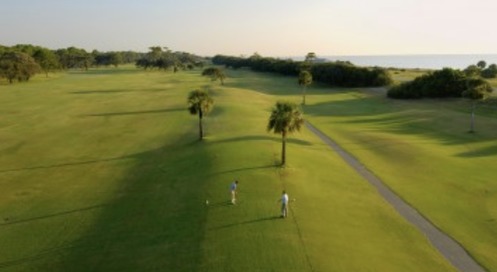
[387,68,493,99]
[212,54,393,87]
[464,60,497,79]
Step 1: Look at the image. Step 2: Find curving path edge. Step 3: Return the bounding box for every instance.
[305,121,485,272]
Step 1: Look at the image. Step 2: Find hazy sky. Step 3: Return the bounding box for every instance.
[1,0,496,56]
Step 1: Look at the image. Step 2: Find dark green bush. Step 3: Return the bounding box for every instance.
[387,68,493,99]
[481,64,497,79]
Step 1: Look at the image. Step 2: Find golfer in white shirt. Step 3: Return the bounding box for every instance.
[280,190,289,218]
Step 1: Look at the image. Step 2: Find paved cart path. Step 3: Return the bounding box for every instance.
[305,122,485,272]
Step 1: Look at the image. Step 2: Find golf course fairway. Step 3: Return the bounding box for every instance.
[1,66,494,271]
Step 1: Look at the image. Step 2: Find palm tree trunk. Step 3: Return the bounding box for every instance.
[302,86,306,105]
[281,131,287,165]
[199,110,204,140]
[470,102,475,133]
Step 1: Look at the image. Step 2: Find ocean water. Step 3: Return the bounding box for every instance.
[321,54,497,70]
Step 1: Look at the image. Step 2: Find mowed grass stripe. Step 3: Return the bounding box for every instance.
[208,71,451,271]
[1,67,455,271]
[301,86,497,270]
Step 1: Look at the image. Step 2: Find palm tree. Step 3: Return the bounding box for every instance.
[267,101,304,166]
[187,89,214,140]
[298,70,312,105]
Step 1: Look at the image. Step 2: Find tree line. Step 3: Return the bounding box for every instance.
[387,68,493,99]
[135,46,205,72]
[464,60,497,79]
[0,44,143,83]
[212,54,393,87]
[0,44,206,84]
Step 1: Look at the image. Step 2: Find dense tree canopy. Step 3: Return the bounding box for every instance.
[135,46,204,71]
[212,54,392,87]
[33,47,59,76]
[387,68,493,99]
[477,60,487,69]
[481,64,497,79]
[56,47,93,70]
[0,51,40,83]
[464,60,497,79]
[0,43,199,83]
[93,51,124,67]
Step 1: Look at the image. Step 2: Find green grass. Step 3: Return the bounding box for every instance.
[387,68,431,84]
[295,84,497,270]
[0,66,457,271]
[224,69,497,271]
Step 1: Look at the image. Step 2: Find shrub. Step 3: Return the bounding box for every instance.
[0,51,40,83]
[481,64,497,79]
[462,78,493,99]
[387,68,492,99]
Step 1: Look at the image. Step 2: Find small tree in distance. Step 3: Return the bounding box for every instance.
[202,67,226,85]
[267,101,304,166]
[0,51,40,83]
[298,70,313,105]
[462,78,493,133]
[305,52,316,63]
[187,89,214,140]
[477,60,487,69]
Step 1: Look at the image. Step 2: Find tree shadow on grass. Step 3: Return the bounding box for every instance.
[0,155,136,174]
[69,68,139,76]
[222,69,329,97]
[68,87,172,95]
[0,204,106,226]
[2,132,213,271]
[80,108,184,117]
[208,216,281,231]
[456,144,497,158]
[69,89,137,94]
[207,164,276,177]
[305,94,497,157]
[0,245,77,270]
[209,135,312,146]
[55,134,213,271]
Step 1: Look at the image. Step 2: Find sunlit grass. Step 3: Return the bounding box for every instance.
[0,67,456,271]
